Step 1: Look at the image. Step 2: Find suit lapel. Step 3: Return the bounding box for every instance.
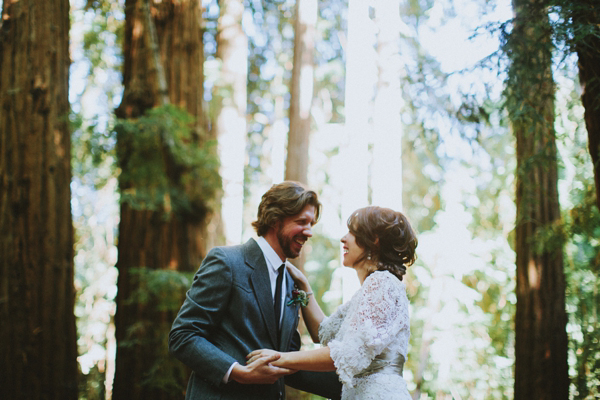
[279,267,299,351]
[246,239,279,348]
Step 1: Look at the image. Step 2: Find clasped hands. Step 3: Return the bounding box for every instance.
[230,349,294,385]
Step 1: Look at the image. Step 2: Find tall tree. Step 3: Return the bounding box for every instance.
[285,0,317,268]
[286,0,317,186]
[372,0,403,211]
[341,0,373,220]
[214,0,247,246]
[339,0,375,301]
[570,1,600,210]
[0,0,77,398]
[505,0,569,398]
[112,0,218,398]
[285,2,317,397]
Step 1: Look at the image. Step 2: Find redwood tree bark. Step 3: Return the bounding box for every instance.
[508,0,569,398]
[0,0,77,399]
[112,1,209,399]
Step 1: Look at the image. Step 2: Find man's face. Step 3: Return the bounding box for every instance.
[276,204,316,259]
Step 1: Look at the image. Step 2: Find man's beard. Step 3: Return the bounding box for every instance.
[277,229,304,259]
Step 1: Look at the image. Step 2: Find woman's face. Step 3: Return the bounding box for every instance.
[341,231,364,267]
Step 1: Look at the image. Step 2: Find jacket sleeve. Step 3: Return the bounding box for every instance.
[168,247,237,386]
[285,370,342,400]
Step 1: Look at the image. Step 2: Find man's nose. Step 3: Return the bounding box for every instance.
[303,225,313,237]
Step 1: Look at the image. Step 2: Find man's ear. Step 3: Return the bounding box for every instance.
[266,219,282,236]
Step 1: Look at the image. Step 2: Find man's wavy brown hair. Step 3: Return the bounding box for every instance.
[347,206,417,281]
[252,181,321,237]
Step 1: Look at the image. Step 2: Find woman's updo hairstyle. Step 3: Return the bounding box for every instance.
[347,206,417,281]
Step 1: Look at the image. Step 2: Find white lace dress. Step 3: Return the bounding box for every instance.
[319,270,411,400]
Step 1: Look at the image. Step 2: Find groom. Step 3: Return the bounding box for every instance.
[169,181,342,400]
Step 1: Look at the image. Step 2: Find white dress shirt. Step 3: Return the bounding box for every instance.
[255,236,288,316]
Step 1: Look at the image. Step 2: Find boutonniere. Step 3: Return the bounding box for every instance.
[287,288,312,307]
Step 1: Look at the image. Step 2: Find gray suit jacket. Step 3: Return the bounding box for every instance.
[169,238,342,400]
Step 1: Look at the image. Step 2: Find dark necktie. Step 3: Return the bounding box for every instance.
[274,264,285,331]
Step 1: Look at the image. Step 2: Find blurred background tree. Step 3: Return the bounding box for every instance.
[110,0,219,399]
[0,0,77,399]
[504,0,568,397]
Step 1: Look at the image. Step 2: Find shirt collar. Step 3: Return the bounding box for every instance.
[256,236,286,273]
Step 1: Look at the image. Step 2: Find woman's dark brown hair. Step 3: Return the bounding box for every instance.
[347,206,417,280]
[252,181,322,236]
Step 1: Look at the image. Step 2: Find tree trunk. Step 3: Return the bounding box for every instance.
[0,0,77,399]
[342,0,374,221]
[372,0,403,211]
[339,0,375,301]
[285,0,317,270]
[285,3,317,398]
[266,71,287,184]
[286,0,316,186]
[112,1,209,399]
[507,0,569,398]
[214,0,248,246]
[572,1,600,210]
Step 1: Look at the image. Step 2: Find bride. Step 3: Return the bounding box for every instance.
[247,206,417,400]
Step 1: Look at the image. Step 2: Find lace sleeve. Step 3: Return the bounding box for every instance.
[328,271,409,387]
[318,301,350,345]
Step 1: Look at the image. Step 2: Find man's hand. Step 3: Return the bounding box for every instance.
[230,353,294,384]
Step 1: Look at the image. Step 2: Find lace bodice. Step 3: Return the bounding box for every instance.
[319,270,411,399]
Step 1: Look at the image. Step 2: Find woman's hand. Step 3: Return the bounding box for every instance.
[286,263,309,290]
[248,347,336,373]
[231,352,295,384]
[247,349,285,367]
[286,263,324,344]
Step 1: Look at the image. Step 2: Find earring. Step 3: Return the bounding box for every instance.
[367,251,372,261]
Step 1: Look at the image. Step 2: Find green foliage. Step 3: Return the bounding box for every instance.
[125,268,194,312]
[407,197,516,399]
[78,364,107,400]
[70,3,125,397]
[70,0,124,188]
[71,112,117,189]
[550,0,600,55]
[120,268,193,394]
[81,0,125,70]
[563,184,600,400]
[114,104,221,219]
[531,217,568,256]
[501,0,555,138]
[398,4,449,234]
